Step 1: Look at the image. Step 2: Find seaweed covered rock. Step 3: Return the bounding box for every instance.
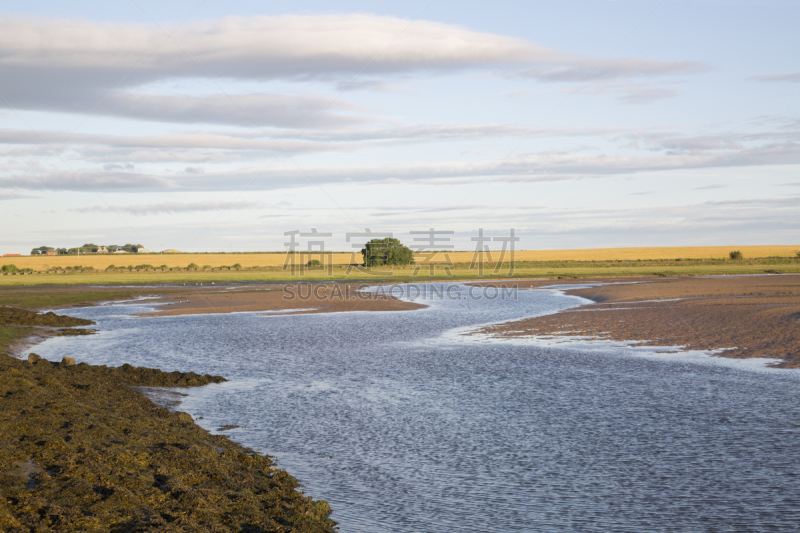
[0,354,335,532]
[0,306,94,327]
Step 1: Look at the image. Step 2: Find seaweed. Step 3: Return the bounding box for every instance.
[0,354,335,532]
[0,307,94,327]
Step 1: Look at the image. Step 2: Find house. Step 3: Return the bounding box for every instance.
[113,250,128,254]
[98,246,109,253]
[45,251,58,256]
[3,253,20,257]
[137,248,151,253]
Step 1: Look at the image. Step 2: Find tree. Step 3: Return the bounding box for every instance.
[729,250,743,260]
[30,249,39,255]
[361,238,414,267]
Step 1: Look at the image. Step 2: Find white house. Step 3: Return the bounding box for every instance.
[137,248,151,253]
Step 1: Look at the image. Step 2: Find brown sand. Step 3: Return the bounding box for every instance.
[139,284,425,317]
[475,275,800,368]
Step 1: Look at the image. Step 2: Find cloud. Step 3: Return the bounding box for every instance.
[751,72,800,83]
[335,79,397,92]
[0,169,175,192]
[702,196,800,207]
[73,200,262,215]
[519,59,705,83]
[0,14,705,124]
[5,138,799,193]
[692,184,727,190]
[0,124,630,161]
[570,82,678,105]
[0,190,40,200]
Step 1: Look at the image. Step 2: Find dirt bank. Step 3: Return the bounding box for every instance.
[475,274,800,368]
[139,283,426,317]
[0,353,335,532]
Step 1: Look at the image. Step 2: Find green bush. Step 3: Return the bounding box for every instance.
[729,250,743,260]
[306,259,322,267]
[65,266,92,272]
[232,263,242,269]
[187,263,199,270]
[159,264,168,269]
[1,264,19,273]
[361,238,414,266]
[134,264,155,270]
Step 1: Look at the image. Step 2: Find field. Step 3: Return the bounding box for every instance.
[1,245,798,287]
[3,245,798,272]
[0,258,799,287]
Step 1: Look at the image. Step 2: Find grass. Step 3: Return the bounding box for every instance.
[7,245,800,271]
[0,325,31,355]
[0,287,182,309]
[0,257,799,288]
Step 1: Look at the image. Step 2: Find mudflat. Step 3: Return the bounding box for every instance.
[138,284,426,317]
[475,274,800,368]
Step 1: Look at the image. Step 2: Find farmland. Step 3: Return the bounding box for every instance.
[0,253,798,287]
[2,245,798,271]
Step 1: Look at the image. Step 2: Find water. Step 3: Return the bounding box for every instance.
[35,283,800,532]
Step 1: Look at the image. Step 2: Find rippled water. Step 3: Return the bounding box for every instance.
[36,283,800,532]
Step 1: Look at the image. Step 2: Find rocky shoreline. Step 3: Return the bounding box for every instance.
[0,307,336,532]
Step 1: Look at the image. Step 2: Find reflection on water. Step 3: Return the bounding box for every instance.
[36,284,800,532]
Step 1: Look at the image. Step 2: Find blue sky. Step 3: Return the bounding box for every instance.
[0,0,798,253]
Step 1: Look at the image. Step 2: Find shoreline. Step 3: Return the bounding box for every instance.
[135,283,426,317]
[0,344,335,532]
[3,274,800,527]
[475,273,800,368]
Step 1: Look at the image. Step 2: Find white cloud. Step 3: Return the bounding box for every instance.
[0,190,40,200]
[73,200,262,215]
[751,72,800,83]
[569,82,679,105]
[0,14,704,124]
[4,139,799,193]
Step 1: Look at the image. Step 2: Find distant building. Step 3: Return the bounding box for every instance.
[45,251,58,256]
[113,250,128,254]
[163,249,181,253]
[97,246,109,253]
[3,253,20,257]
[137,248,151,253]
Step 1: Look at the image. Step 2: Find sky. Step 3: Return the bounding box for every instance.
[0,0,798,253]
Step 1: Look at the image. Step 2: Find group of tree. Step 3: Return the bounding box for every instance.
[30,243,144,255]
[361,238,414,266]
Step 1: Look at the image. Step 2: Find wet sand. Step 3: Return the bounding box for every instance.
[475,274,800,368]
[138,283,426,317]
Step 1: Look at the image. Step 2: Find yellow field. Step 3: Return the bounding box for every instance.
[2,245,798,271]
